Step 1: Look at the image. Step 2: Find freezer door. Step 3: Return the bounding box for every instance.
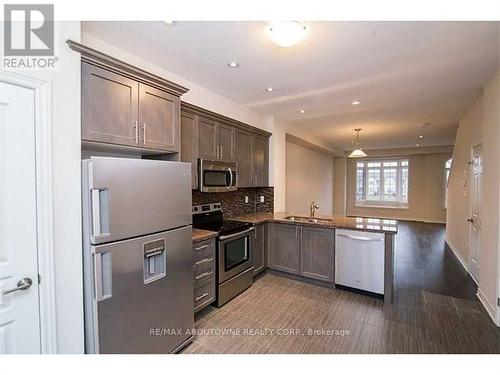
[85,157,192,245]
[86,226,194,354]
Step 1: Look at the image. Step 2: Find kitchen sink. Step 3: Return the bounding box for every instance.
[283,216,333,224]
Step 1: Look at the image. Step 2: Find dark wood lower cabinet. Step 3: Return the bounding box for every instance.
[299,226,335,282]
[252,224,267,276]
[267,223,300,275]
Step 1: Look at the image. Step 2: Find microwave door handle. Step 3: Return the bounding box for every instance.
[227,167,233,189]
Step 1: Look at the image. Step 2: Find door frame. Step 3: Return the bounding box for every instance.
[468,142,482,285]
[0,70,58,353]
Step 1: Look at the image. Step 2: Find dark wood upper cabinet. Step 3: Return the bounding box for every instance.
[138,83,179,152]
[70,41,188,154]
[252,135,269,186]
[299,226,335,282]
[217,123,235,162]
[180,111,198,189]
[82,63,139,147]
[235,130,253,187]
[179,102,271,189]
[198,117,218,160]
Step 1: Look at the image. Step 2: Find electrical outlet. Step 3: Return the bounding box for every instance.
[260,195,265,203]
[245,196,249,204]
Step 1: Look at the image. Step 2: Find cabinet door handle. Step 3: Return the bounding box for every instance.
[195,257,213,266]
[133,121,139,144]
[195,292,209,302]
[195,271,213,280]
[220,146,223,159]
[142,123,146,145]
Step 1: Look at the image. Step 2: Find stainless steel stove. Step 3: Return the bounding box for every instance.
[192,203,254,307]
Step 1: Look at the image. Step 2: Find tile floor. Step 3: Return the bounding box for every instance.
[181,222,500,354]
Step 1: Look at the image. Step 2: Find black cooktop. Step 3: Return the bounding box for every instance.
[192,203,252,236]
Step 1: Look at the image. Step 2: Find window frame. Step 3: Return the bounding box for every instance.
[355,158,410,209]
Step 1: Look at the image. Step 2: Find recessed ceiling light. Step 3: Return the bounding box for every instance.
[419,135,424,139]
[352,101,361,106]
[267,21,307,48]
[265,87,274,93]
[227,61,239,68]
[163,21,177,26]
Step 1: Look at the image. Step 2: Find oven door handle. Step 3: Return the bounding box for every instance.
[227,167,233,190]
[218,226,254,241]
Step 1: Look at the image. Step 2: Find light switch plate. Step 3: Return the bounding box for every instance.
[245,196,249,204]
[260,195,265,203]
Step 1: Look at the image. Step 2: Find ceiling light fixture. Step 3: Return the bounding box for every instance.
[267,21,307,48]
[265,87,274,92]
[348,129,367,158]
[163,20,177,26]
[419,135,424,139]
[227,61,239,68]
[352,101,361,106]
[299,109,305,114]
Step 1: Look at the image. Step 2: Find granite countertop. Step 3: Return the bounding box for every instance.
[192,228,218,243]
[229,212,398,234]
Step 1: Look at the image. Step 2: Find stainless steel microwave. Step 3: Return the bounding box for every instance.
[198,159,238,192]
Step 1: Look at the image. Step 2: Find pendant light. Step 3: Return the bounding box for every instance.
[348,128,367,158]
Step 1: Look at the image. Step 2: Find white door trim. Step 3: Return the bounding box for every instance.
[468,143,482,284]
[0,70,57,353]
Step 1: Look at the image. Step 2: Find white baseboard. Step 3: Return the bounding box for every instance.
[445,237,470,274]
[476,288,498,326]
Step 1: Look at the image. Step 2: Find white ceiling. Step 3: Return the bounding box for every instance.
[83,21,499,150]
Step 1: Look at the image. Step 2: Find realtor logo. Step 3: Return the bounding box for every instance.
[3,4,57,69]
[4,4,54,56]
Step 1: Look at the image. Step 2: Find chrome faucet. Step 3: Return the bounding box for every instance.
[310,201,320,218]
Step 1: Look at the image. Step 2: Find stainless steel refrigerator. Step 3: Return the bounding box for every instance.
[82,157,194,354]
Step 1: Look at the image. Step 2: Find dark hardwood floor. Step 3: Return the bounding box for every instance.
[181,221,500,354]
[395,221,478,300]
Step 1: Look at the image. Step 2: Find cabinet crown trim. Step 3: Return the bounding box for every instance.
[67,39,189,97]
[182,101,272,138]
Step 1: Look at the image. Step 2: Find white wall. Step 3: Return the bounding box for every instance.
[285,141,334,215]
[0,22,84,352]
[333,158,347,215]
[446,96,483,264]
[446,68,500,324]
[479,70,500,320]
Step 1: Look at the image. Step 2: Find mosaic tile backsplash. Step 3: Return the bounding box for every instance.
[192,187,274,217]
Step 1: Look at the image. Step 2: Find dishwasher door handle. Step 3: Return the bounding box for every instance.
[337,233,384,242]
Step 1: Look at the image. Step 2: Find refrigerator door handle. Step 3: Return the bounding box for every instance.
[91,188,111,239]
[94,252,113,302]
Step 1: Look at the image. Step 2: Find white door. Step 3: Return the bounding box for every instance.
[469,144,483,283]
[0,81,41,353]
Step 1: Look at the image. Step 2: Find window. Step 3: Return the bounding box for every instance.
[444,158,452,209]
[356,159,409,207]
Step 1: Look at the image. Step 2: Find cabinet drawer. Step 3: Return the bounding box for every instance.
[193,261,215,289]
[194,282,215,312]
[193,255,215,276]
[193,244,215,263]
[193,239,215,257]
